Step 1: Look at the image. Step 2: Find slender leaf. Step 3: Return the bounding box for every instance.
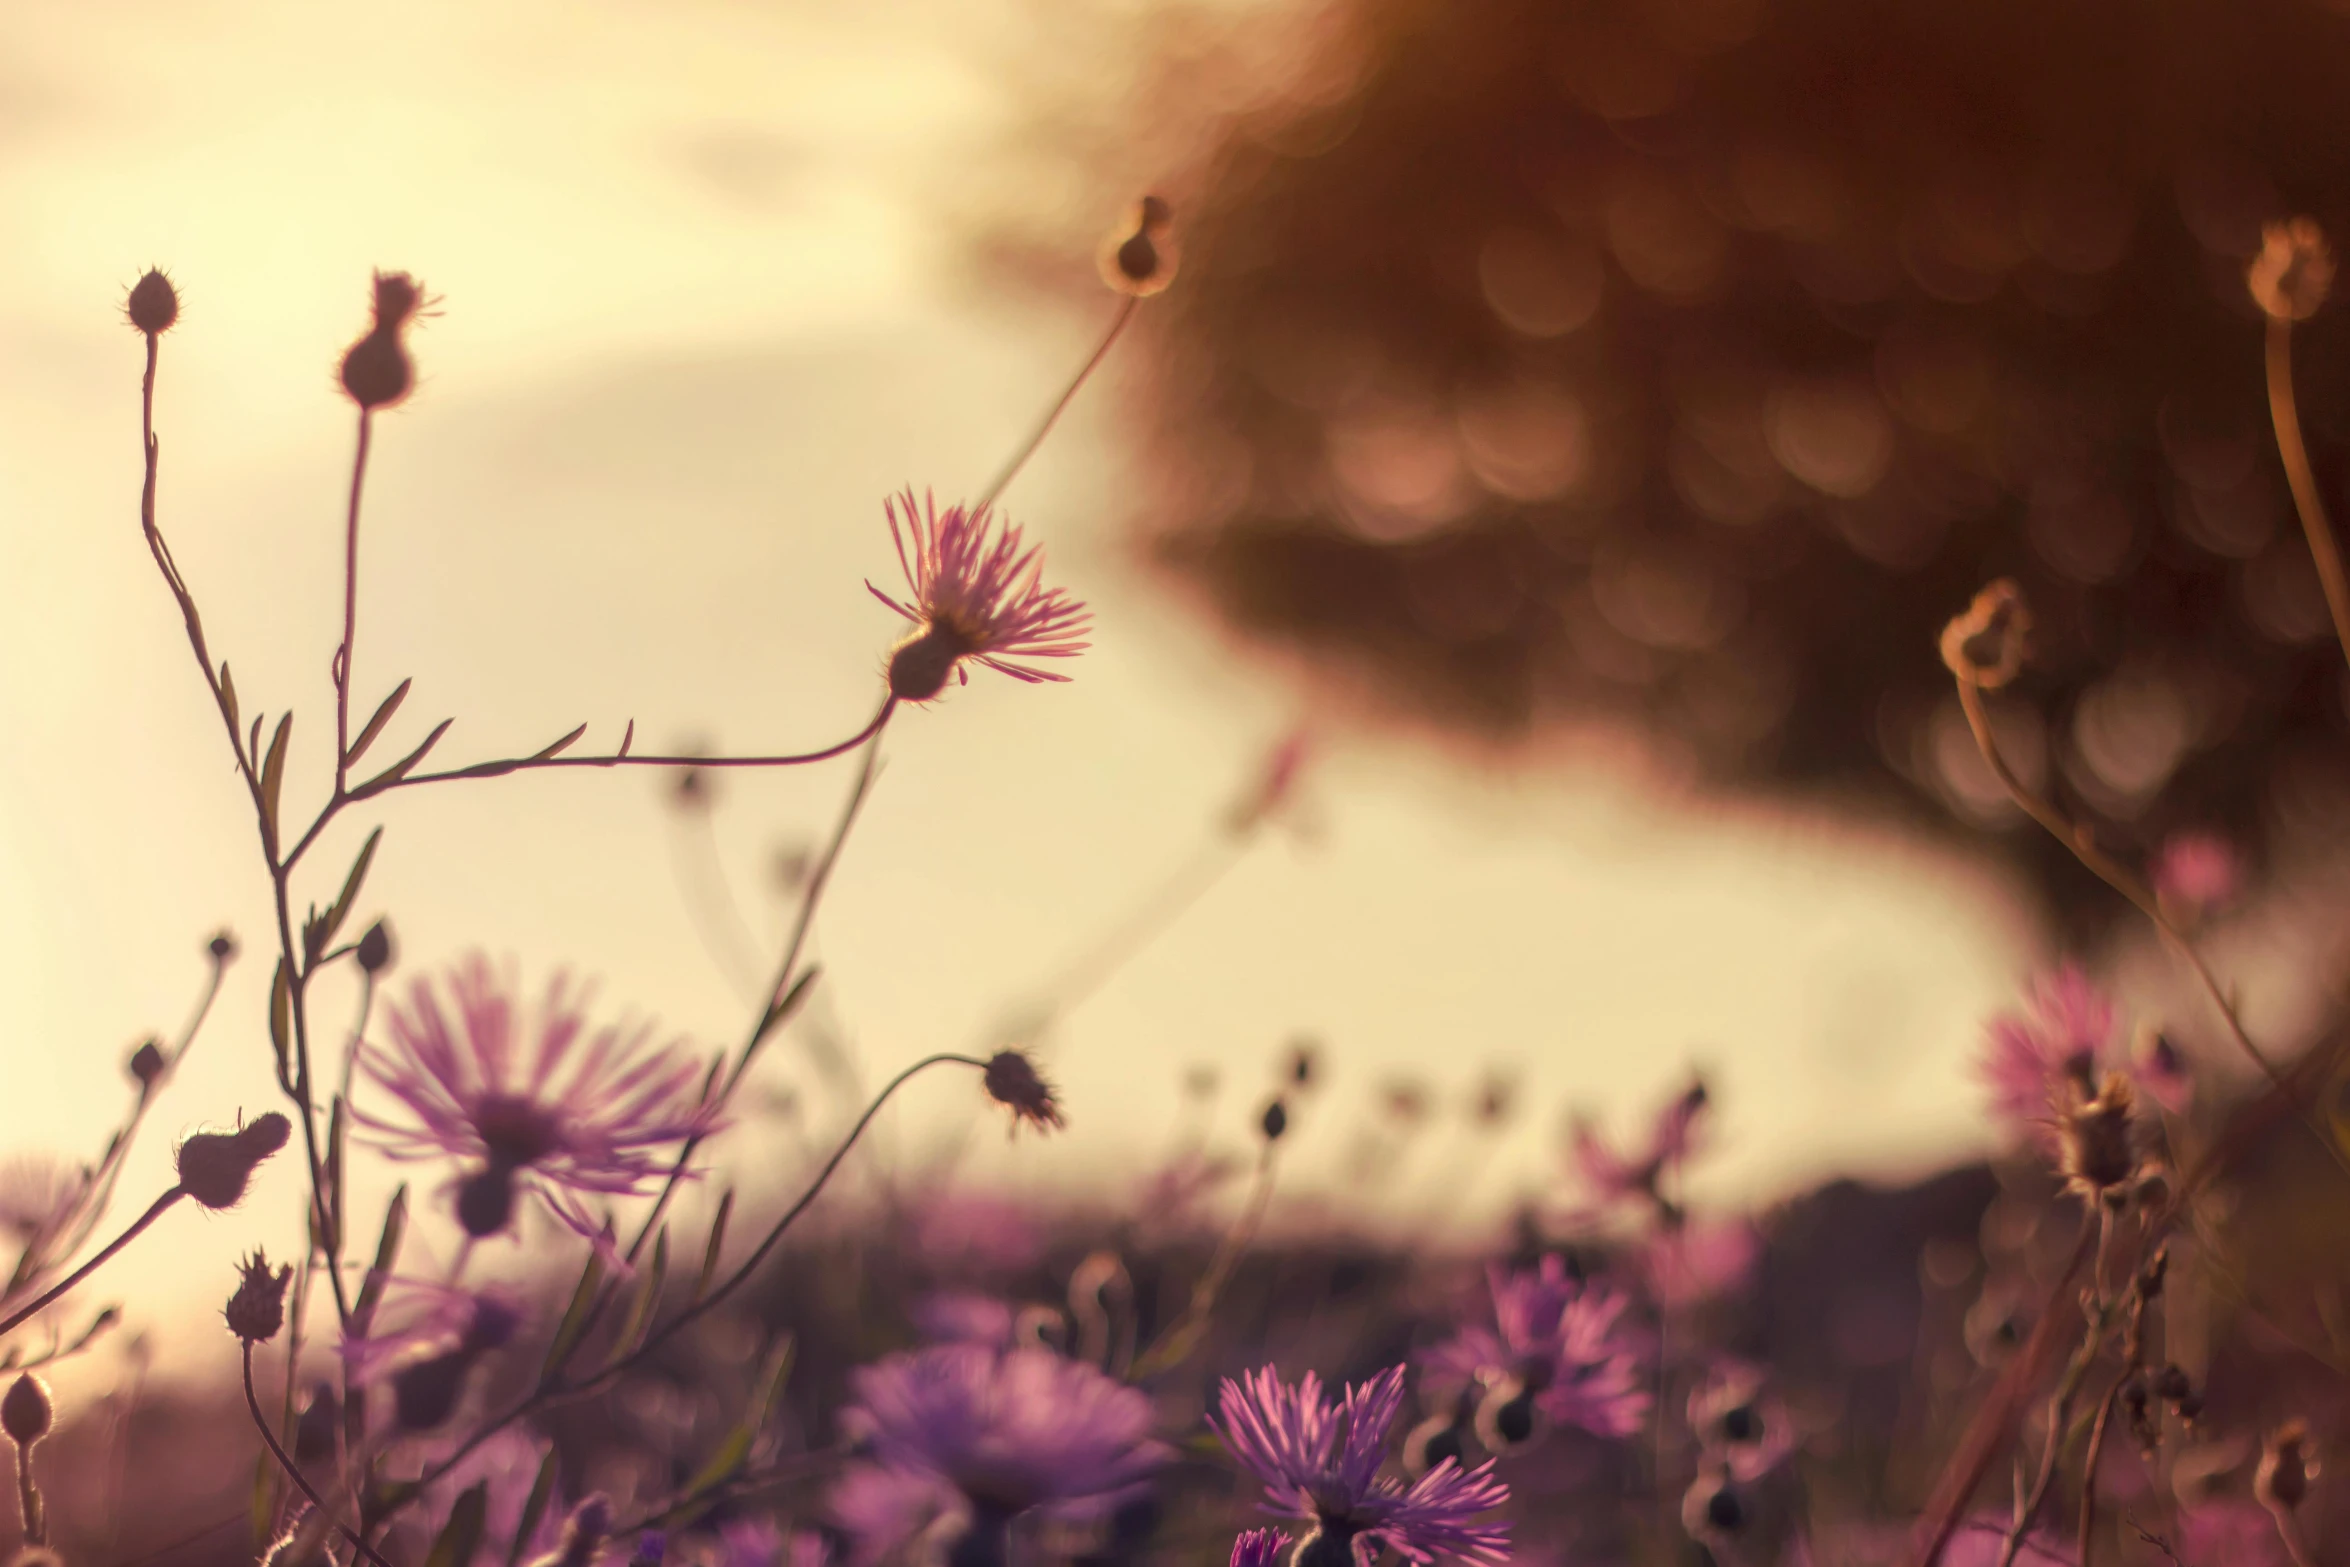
[260,714,292,838]
[268,960,293,1091]
[353,717,452,797]
[530,723,588,761]
[421,1481,488,1567]
[675,1335,795,1518]
[354,1185,407,1325]
[693,1190,734,1304]
[541,1243,607,1380]
[505,1448,561,1567]
[609,1227,668,1366]
[317,826,383,951]
[219,662,241,740]
[325,1095,347,1252]
[347,677,412,767]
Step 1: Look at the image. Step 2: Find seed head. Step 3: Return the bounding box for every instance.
[2249,218,2334,323]
[1938,579,2031,689]
[2258,1419,2315,1512]
[355,919,395,975]
[128,1039,165,1088]
[1,1375,51,1446]
[981,1050,1064,1134]
[1099,195,1179,298]
[126,269,180,335]
[176,1111,292,1209]
[225,1249,294,1344]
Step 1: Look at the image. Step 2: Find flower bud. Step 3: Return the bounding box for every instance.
[1260,1098,1289,1142]
[208,930,238,962]
[981,1050,1064,1134]
[2057,1073,2140,1201]
[355,919,394,975]
[128,1039,165,1087]
[339,271,427,411]
[1,1375,51,1447]
[1098,196,1178,298]
[225,1249,293,1344]
[126,269,180,335]
[1938,579,2031,689]
[886,625,974,703]
[2249,218,2333,323]
[176,1111,292,1209]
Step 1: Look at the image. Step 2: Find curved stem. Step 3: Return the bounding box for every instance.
[2265,318,2350,675]
[0,1189,182,1343]
[241,1343,392,1567]
[1131,1141,1280,1378]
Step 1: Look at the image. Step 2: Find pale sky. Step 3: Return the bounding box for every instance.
[0,0,2033,1390]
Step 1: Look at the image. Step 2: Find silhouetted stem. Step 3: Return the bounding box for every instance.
[0,1189,182,1343]
[242,1343,392,1567]
[2265,318,2350,676]
[973,295,1138,514]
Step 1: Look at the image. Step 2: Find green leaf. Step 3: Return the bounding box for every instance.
[249,1446,277,1550]
[354,1185,407,1327]
[421,1481,488,1567]
[347,677,412,767]
[353,717,452,798]
[259,713,292,839]
[317,826,383,952]
[609,1227,668,1366]
[693,1190,734,1304]
[541,1241,608,1380]
[674,1335,795,1523]
[268,960,293,1091]
[505,1445,561,1567]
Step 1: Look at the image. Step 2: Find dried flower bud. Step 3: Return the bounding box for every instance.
[176,1111,292,1209]
[981,1050,1064,1134]
[355,919,394,975]
[225,1248,293,1343]
[1,1375,50,1446]
[1098,195,1178,298]
[126,268,180,335]
[1938,579,2031,689]
[2258,1419,2315,1512]
[2057,1072,2140,1200]
[2249,218,2334,323]
[339,271,427,411]
[128,1039,165,1087]
[1260,1097,1289,1142]
[208,930,238,962]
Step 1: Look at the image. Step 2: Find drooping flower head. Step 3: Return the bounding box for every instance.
[869,489,1092,701]
[833,1344,1167,1558]
[353,955,722,1245]
[1978,966,2120,1139]
[1570,1076,1709,1214]
[1422,1256,1649,1443]
[1213,1364,1510,1566]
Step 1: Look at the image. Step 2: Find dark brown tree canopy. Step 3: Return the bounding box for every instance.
[1120,0,2350,927]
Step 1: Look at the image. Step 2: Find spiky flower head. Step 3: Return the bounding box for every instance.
[981,1051,1064,1135]
[1979,966,2121,1142]
[225,1249,294,1344]
[126,269,179,335]
[869,490,1091,701]
[1213,1364,1510,1566]
[1421,1256,1650,1441]
[1229,1530,1288,1567]
[352,955,722,1246]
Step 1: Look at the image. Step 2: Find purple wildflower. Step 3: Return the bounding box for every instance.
[1978,966,2119,1138]
[353,955,722,1246]
[2152,831,2242,922]
[1230,1529,1290,1567]
[1422,1257,1649,1442]
[1213,1364,1510,1566]
[868,488,1091,700]
[1570,1077,1708,1210]
[833,1344,1167,1556]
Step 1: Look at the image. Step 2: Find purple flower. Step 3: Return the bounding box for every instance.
[869,489,1091,700]
[1213,1364,1510,1566]
[1570,1078,1708,1209]
[1422,1257,1649,1441]
[2152,831,2242,921]
[353,956,722,1246]
[1231,1529,1290,1567]
[833,1344,1167,1554]
[1979,966,2119,1137]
